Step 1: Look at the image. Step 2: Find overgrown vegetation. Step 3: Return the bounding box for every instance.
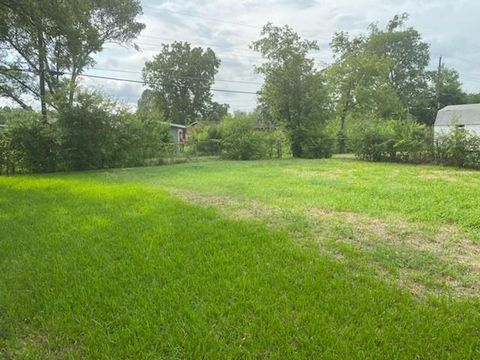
[252,23,332,158]
[0,93,172,174]
[352,119,480,169]
[2,3,480,169]
[352,119,431,163]
[219,114,268,160]
[190,112,289,160]
[435,128,480,169]
[0,0,145,118]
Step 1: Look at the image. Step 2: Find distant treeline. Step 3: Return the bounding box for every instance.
[1,1,479,172]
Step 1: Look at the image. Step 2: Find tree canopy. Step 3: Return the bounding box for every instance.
[252,23,331,158]
[0,0,145,118]
[142,41,222,125]
[325,12,478,146]
[366,13,431,118]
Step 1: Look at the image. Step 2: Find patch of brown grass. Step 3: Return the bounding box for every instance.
[419,170,480,184]
[174,189,480,298]
[307,208,480,297]
[4,329,80,359]
[281,168,356,179]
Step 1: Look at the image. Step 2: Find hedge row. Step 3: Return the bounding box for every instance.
[352,119,480,169]
[0,94,171,174]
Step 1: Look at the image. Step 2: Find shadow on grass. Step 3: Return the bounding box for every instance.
[0,178,479,358]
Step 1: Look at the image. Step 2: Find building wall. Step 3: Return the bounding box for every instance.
[169,127,187,144]
[434,125,480,139]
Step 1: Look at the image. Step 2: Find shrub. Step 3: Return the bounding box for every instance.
[58,92,119,170]
[58,92,171,170]
[116,112,171,167]
[353,119,430,163]
[300,126,334,159]
[391,120,432,163]
[1,110,59,173]
[220,114,267,160]
[434,128,480,169]
[0,93,173,174]
[194,124,223,156]
[352,119,480,169]
[0,126,10,174]
[264,129,289,159]
[352,120,393,161]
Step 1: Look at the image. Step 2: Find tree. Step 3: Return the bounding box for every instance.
[408,65,468,125]
[137,89,160,115]
[142,41,221,125]
[465,92,480,104]
[0,0,145,119]
[366,13,430,119]
[327,31,404,152]
[204,102,229,123]
[434,67,465,107]
[252,23,331,158]
[326,13,435,136]
[423,66,466,124]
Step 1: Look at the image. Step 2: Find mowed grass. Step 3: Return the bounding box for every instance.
[80,158,480,236]
[0,158,479,358]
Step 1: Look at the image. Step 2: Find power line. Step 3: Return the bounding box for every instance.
[144,5,261,30]
[135,41,263,59]
[74,73,258,95]
[104,42,265,63]
[4,67,261,93]
[139,35,257,55]
[141,5,331,49]
[142,5,332,44]
[90,67,263,85]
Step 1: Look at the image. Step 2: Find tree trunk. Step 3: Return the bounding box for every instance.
[338,111,347,154]
[290,131,303,158]
[38,35,47,121]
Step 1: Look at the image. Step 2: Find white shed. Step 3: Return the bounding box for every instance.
[434,104,480,139]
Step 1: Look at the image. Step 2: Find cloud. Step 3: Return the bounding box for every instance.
[82,0,479,111]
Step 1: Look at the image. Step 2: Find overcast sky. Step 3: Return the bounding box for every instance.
[64,0,480,111]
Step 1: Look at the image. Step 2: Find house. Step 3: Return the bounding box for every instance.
[168,121,204,144]
[434,104,480,138]
[169,123,187,144]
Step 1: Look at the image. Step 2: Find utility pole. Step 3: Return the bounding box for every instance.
[436,55,443,112]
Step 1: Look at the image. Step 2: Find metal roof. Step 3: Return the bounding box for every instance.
[169,123,187,129]
[435,103,480,126]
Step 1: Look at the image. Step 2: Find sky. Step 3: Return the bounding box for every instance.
[9,0,480,111]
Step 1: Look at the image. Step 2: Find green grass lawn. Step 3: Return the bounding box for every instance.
[1,158,479,359]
